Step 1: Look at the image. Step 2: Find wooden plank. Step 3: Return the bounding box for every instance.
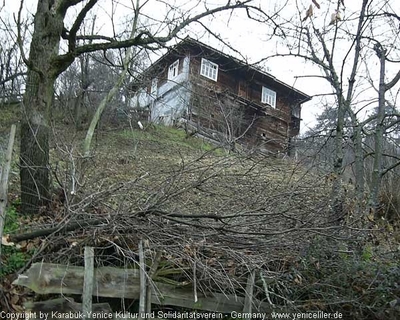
[13,263,141,296]
[83,247,94,319]
[13,263,273,313]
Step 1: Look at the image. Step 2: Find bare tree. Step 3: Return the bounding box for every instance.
[267,0,400,219]
[368,41,400,211]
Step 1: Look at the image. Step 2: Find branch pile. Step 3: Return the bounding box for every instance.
[8,151,350,307]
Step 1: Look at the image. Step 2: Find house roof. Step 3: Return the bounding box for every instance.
[136,37,312,104]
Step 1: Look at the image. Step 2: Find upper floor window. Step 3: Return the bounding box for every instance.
[200,58,218,81]
[168,60,179,80]
[261,86,276,108]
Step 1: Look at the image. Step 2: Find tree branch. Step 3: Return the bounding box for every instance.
[68,0,98,53]
[15,0,39,75]
[385,69,400,91]
[9,218,106,243]
[76,34,114,42]
[0,71,27,86]
[57,0,86,16]
[64,0,255,57]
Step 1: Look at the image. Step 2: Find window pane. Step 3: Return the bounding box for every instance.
[200,58,218,81]
[262,86,276,108]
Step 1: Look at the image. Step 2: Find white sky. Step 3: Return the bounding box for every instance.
[2,0,400,134]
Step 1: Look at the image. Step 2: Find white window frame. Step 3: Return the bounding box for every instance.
[168,60,179,80]
[261,86,276,108]
[200,58,218,81]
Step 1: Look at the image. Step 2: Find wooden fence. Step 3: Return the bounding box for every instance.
[13,246,275,318]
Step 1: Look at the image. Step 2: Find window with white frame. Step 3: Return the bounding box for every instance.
[168,60,179,80]
[261,86,276,108]
[200,58,218,81]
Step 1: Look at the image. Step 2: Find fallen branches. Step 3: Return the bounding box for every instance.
[9,218,106,243]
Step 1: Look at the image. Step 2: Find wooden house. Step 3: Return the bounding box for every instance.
[131,37,311,154]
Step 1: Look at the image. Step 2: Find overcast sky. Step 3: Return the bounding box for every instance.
[3,0,400,134]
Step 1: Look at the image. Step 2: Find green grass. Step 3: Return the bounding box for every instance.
[118,125,226,155]
[0,202,32,278]
[3,203,19,233]
[0,249,28,277]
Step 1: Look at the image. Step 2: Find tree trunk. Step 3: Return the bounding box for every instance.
[351,120,365,210]
[74,93,82,130]
[20,112,50,214]
[331,95,345,223]
[369,45,387,212]
[75,52,91,131]
[82,67,129,157]
[20,0,65,214]
[330,0,369,221]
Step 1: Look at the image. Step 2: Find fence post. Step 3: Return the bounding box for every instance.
[83,246,94,319]
[138,240,146,320]
[243,270,255,313]
[146,250,162,313]
[0,124,16,261]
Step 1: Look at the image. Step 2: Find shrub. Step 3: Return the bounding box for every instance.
[280,238,400,319]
